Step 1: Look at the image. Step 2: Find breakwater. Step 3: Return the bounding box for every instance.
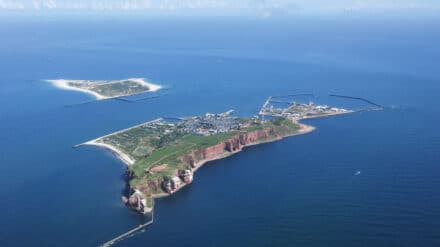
[65,89,169,107]
[272,93,315,99]
[101,204,155,247]
[329,94,385,109]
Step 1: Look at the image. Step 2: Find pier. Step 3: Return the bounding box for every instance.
[259,96,272,115]
[101,203,155,247]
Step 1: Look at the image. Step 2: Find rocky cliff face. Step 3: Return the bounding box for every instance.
[179,128,276,169]
[123,171,158,213]
[239,128,276,144]
[162,169,194,194]
[179,169,194,184]
[127,127,280,212]
[201,142,227,160]
[126,191,148,213]
[163,176,182,194]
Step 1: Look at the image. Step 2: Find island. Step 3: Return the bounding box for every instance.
[79,98,352,214]
[47,78,161,99]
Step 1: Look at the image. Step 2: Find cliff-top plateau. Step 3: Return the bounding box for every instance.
[80,99,352,214]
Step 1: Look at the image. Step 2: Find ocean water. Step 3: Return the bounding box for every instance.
[0,15,439,247]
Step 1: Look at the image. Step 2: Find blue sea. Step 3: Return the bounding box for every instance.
[1,14,439,247]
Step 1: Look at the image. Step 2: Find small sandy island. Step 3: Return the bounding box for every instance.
[46,78,161,100]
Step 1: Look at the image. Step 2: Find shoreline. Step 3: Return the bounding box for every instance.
[81,112,349,214]
[46,78,162,100]
[75,118,163,166]
[81,119,315,168]
[149,122,316,200]
[97,121,317,246]
[47,79,107,99]
[80,121,317,206]
[128,78,162,92]
[298,110,354,120]
[79,111,341,167]
[83,140,136,165]
[193,122,315,173]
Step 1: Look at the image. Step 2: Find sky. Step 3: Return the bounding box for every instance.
[1,0,439,16]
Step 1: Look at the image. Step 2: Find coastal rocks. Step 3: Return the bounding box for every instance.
[162,170,193,194]
[163,176,182,194]
[179,169,194,184]
[126,127,285,215]
[122,179,154,214]
[126,191,148,213]
[121,196,129,204]
[128,194,139,205]
[163,180,172,193]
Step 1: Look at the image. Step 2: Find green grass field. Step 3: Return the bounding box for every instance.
[90,80,150,97]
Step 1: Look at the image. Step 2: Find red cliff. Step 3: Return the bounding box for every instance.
[179,128,277,169]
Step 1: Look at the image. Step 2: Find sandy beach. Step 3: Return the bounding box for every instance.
[47,79,108,99]
[84,140,135,165]
[128,78,162,92]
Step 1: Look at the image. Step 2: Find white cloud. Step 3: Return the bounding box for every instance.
[0,0,25,9]
[0,0,439,14]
